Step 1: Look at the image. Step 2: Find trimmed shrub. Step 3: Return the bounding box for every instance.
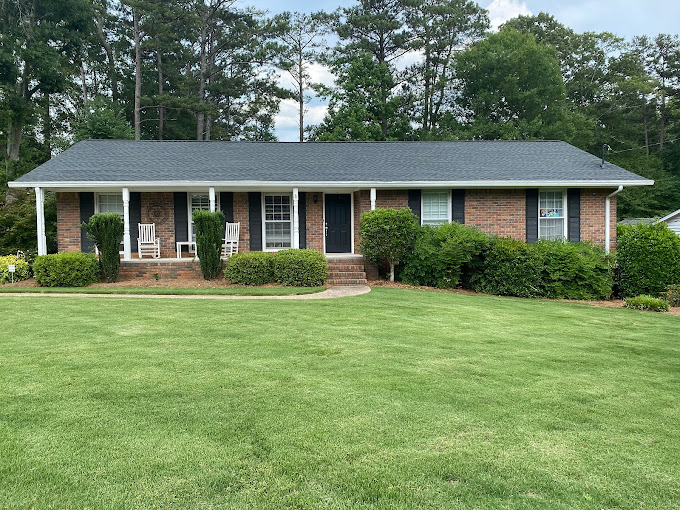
[33,253,100,287]
[471,238,543,298]
[0,255,31,283]
[193,210,225,280]
[402,223,490,288]
[225,252,275,285]
[534,241,613,300]
[661,284,680,307]
[624,295,670,312]
[617,223,680,297]
[359,208,419,281]
[273,249,328,287]
[82,213,124,283]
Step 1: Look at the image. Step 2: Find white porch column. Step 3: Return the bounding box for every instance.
[34,186,47,256]
[292,187,300,249]
[209,187,216,213]
[370,188,377,210]
[122,188,131,260]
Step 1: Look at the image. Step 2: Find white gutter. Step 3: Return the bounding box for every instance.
[7,179,655,190]
[605,186,624,254]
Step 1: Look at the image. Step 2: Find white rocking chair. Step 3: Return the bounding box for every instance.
[221,222,240,258]
[138,223,161,258]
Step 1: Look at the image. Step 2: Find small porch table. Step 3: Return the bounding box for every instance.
[176,241,197,259]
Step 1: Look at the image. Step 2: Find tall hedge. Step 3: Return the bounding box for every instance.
[193,210,225,280]
[617,223,680,297]
[82,213,124,282]
[402,222,490,288]
[359,208,419,282]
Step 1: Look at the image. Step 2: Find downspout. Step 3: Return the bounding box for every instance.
[605,186,623,254]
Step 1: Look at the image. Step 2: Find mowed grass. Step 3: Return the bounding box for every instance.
[0,288,678,509]
[0,285,324,296]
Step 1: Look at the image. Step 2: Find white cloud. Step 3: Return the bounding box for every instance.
[486,0,532,31]
[274,99,328,141]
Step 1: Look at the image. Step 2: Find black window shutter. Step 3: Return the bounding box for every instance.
[130,192,142,253]
[526,189,539,244]
[249,192,262,251]
[299,192,307,249]
[408,189,421,221]
[220,192,234,223]
[567,188,581,242]
[452,189,465,224]
[79,192,95,252]
[173,192,188,243]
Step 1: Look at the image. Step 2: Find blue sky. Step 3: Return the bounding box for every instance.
[241,0,680,141]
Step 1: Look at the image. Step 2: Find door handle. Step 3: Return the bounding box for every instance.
[325,222,328,237]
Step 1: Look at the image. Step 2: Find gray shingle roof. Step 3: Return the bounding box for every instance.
[11,139,651,187]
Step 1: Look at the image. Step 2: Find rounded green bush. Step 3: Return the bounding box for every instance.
[472,237,543,298]
[33,253,100,287]
[224,252,274,286]
[624,294,670,312]
[534,240,613,300]
[0,255,31,283]
[617,223,680,297]
[273,249,327,287]
[402,222,490,288]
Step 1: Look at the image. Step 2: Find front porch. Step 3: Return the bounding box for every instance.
[116,254,375,285]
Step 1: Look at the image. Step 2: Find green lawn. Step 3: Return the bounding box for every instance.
[0,288,678,509]
[0,285,324,296]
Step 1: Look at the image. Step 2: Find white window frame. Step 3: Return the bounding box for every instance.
[95,193,125,252]
[187,192,219,243]
[538,189,568,241]
[262,193,293,252]
[420,190,452,226]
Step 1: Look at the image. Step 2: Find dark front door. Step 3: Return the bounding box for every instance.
[325,194,352,253]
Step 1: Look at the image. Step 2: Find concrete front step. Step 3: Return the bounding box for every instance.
[328,278,368,286]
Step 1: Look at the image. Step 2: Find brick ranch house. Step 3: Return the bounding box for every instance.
[9,140,652,283]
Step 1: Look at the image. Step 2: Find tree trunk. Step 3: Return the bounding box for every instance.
[643,110,649,158]
[80,61,88,105]
[96,13,118,102]
[157,49,164,140]
[42,93,51,156]
[133,9,142,141]
[298,48,304,142]
[660,88,665,152]
[196,21,208,141]
[389,262,395,282]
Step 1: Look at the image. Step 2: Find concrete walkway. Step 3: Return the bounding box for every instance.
[1,285,371,300]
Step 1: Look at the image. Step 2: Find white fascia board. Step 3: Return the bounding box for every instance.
[8,179,655,190]
[659,208,680,223]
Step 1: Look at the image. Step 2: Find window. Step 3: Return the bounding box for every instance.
[539,190,567,240]
[421,190,450,226]
[264,194,291,250]
[97,194,124,219]
[189,193,211,242]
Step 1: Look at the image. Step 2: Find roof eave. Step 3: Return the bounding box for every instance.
[8,179,655,190]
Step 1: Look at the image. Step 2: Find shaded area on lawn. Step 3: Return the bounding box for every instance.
[0,288,678,509]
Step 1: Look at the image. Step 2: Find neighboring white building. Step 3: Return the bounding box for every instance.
[660,208,680,236]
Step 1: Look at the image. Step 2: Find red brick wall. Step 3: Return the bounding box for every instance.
[140,192,175,257]
[465,189,526,240]
[306,193,324,252]
[581,188,617,249]
[56,192,81,252]
[353,190,371,255]
[233,192,250,253]
[118,261,203,281]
